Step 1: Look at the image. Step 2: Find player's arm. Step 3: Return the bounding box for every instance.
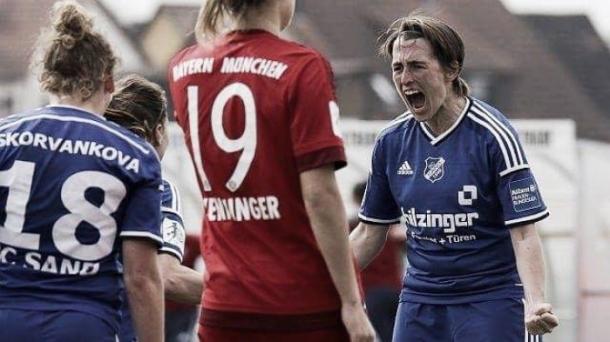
[122,239,164,342]
[159,254,203,305]
[157,180,203,304]
[349,222,390,270]
[510,223,559,335]
[300,165,375,342]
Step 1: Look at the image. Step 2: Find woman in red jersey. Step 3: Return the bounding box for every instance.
[167,1,374,341]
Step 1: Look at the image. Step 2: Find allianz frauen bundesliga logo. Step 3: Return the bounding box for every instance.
[424,157,445,183]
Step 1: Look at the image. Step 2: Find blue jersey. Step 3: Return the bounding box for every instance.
[119,178,186,342]
[0,105,163,331]
[360,97,549,304]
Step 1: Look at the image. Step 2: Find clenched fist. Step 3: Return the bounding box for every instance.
[525,302,559,335]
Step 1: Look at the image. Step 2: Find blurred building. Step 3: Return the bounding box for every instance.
[0,0,148,116]
[2,1,610,341]
[521,14,610,122]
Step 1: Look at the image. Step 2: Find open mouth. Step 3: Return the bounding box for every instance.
[404,89,426,111]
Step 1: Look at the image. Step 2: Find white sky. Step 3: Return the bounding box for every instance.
[501,0,610,41]
[100,0,610,42]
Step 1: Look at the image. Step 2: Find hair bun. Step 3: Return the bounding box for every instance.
[52,2,93,44]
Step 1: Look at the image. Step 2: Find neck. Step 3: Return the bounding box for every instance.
[230,2,282,36]
[49,93,107,116]
[424,95,467,136]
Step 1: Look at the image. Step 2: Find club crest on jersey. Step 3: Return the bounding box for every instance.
[424,157,445,183]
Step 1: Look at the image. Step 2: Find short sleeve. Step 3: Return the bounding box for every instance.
[487,121,549,227]
[358,137,401,225]
[159,180,186,261]
[120,157,163,246]
[289,54,346,172]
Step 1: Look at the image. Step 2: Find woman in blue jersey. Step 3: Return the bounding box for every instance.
[0,2,163,341]
[104,74,204,342]
[350,15,559,341]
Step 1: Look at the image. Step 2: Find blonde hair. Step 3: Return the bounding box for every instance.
[33,1,118,101]
[195,0,266,41]
[379,15,469,97]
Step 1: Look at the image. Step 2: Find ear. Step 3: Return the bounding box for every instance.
[103,75,115,94]
[154,121,165,146]
[444,61,460,82]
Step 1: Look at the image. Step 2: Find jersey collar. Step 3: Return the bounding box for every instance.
[419,97,471,146]
[45,104,104,120]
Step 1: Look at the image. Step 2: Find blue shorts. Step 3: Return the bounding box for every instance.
[0,308,116,341]
[118,307,137,342]
[392,298,542,342]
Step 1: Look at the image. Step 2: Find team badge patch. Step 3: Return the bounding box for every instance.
[509,178,542,212]
[424,157,445,183]
[162,218,186,252]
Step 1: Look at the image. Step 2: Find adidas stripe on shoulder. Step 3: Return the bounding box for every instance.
[377,112,413,139]
[467,102,528,177]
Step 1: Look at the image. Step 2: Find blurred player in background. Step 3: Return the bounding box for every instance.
[349,181,403,342]
[168,0,374,341]
[350,14,559,341]
[104,75,203,342]
[0,2,163,341]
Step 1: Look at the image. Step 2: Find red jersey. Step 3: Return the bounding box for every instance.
[166,234,200,312]
[349,218,402,293]
[168,30,347,318]
[360,238,403,292]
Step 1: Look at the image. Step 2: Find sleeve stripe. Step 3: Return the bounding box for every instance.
[477,103,526,166]
[470,104,522,167]
[120,231,163,244]
[162,179,183,215]
[169,181,180,213]
[159,246,184,263]
[499,164,530,177]
[471,102,526,165]
[505,209,549,226]
[467,113,513,171]
[358,213,401,224]
[378,113,413,137]
[1,113,152,155]
[170,182,177,212]
[161,207,182,217]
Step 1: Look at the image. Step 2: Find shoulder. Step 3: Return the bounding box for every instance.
[468,98,514,127]
[162,179,179,199]
[366,112,414,160]
[275,40,331,75]
[97,117,161,166]
[169,43,200,68]
[0,106,67,131]
[161,179,181,214]
[2,106,156,158]
[465,97,520,140]
[465,97,528,174]
[466,97,517,132]
[270,35,325,60]
[0,110,37,128]
[376,112,415,143]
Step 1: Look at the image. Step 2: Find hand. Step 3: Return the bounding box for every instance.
[341,302,376,342]
[525,302,559,335]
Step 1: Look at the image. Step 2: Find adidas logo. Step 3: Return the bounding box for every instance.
[397,161,413,175]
